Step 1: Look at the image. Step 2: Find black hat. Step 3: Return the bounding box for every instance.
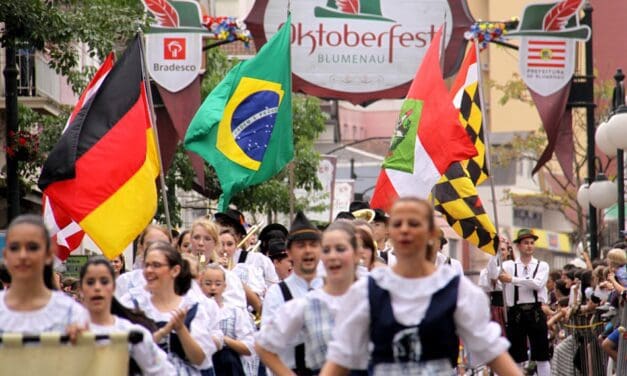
[373,208,388,223]
[267,238,288,260]
[335,211,355,221]
[259,223,288,243]
[214,209,247,238]
[287,211,321,246]
[349,200,370,213]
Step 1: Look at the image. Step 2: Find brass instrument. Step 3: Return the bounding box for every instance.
[352,208,375,223]
[236,220,265,249]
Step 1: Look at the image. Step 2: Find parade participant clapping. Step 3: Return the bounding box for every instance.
[115,224,171,298]
[261,211,324,371]
[121,241,223,375]
[321,198,519,376]
[201,264,256,376]
[256,221,363,375]
[0,215,88,339]
[79,257,175,375]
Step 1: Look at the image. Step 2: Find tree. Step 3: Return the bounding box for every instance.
[0,0,149,93]
[492,74,614,247]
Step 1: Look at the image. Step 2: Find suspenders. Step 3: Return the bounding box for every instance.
[278,281,308,373]
[238,250,248,263]
[513,262,540,305]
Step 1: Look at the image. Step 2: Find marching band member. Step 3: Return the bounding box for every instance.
[190,218,247,310]
[256,221,363,375]
[321,198,519,376]
[215,209,279,288]
[79,257,176,375]
[0,215,88,337]
[267,239,292,281]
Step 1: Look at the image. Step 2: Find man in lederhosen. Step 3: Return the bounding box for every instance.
[498,228,551,376]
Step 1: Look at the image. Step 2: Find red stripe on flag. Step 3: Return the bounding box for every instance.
[370,169,399,212]
[529,40,566,45]
[45,85,152,222]
[528,63,566,68]
[528,48,566,53]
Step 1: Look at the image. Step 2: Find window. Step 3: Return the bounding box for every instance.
[513,208,542,228]
[16,42,36,96]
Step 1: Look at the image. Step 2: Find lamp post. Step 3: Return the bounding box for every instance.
[604,69,627,239]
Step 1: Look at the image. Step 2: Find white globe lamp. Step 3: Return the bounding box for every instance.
[576,183,590,213]
[605,107,627,150]
[595,121,618,157]
[588,174,618,209]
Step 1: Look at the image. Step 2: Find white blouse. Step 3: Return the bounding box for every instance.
[120,288,223,371]
[217,304,255,354]
[256,288,345,352]
[0,290,88,334]
[90,316,176,376]
[326,266,509,370]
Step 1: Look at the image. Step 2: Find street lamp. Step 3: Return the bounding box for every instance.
[588,173,617,210]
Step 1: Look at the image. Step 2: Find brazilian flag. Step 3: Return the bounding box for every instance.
[185,16,293,211]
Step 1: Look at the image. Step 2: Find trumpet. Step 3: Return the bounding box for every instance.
[236,220,266,249]
[352,208,375,223]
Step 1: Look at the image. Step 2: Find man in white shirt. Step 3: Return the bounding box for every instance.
[498,228,550,376]
[260,211,323,374]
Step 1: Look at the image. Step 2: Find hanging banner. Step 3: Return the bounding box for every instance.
[508,0,590,96]
[245,0,474,104]
[332,179,355,220]
[142,0,206,93]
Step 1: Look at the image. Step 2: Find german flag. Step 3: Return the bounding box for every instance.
[38,35,159,259]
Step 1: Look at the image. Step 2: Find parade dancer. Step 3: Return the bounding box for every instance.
[79,257,176,375]
[261,211,323,374]
[121,241,222,375]
[256,221,365,375]
[321,198,519,376]
[498,229,551,376]
[0,215,88,337]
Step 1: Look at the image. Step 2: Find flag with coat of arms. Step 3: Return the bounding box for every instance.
[185,16,293,211]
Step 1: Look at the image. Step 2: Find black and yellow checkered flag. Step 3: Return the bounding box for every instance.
[433,42,498,255]
[458,81,489,186]
[434,163,498,255]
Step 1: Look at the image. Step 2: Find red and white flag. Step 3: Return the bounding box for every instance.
[526,39,566,69]
[370,28,477,212]
[43,53,114,260]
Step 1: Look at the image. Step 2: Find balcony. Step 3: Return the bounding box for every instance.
[0,43,79,116]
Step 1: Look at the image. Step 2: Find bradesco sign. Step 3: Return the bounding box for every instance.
[246,0,473,104]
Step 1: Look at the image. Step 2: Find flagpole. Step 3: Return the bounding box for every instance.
[473,38,508,323]
[286,3,295,223]
[138,32,173,233]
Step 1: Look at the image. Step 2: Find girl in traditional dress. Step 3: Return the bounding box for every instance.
[121,241,222,375]
[255,221,364,375]
[79,257,175,375]
[0,214,87,337]
[320,198,520,376]
[201,264,257,376]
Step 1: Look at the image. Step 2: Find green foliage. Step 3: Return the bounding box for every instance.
[10,105,68,191]
[0,0,149,94]
[155,145,196,227]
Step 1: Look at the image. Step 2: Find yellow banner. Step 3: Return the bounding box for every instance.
[0,332,129,376]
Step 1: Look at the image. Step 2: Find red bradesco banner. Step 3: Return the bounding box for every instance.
[245,0,474,104]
